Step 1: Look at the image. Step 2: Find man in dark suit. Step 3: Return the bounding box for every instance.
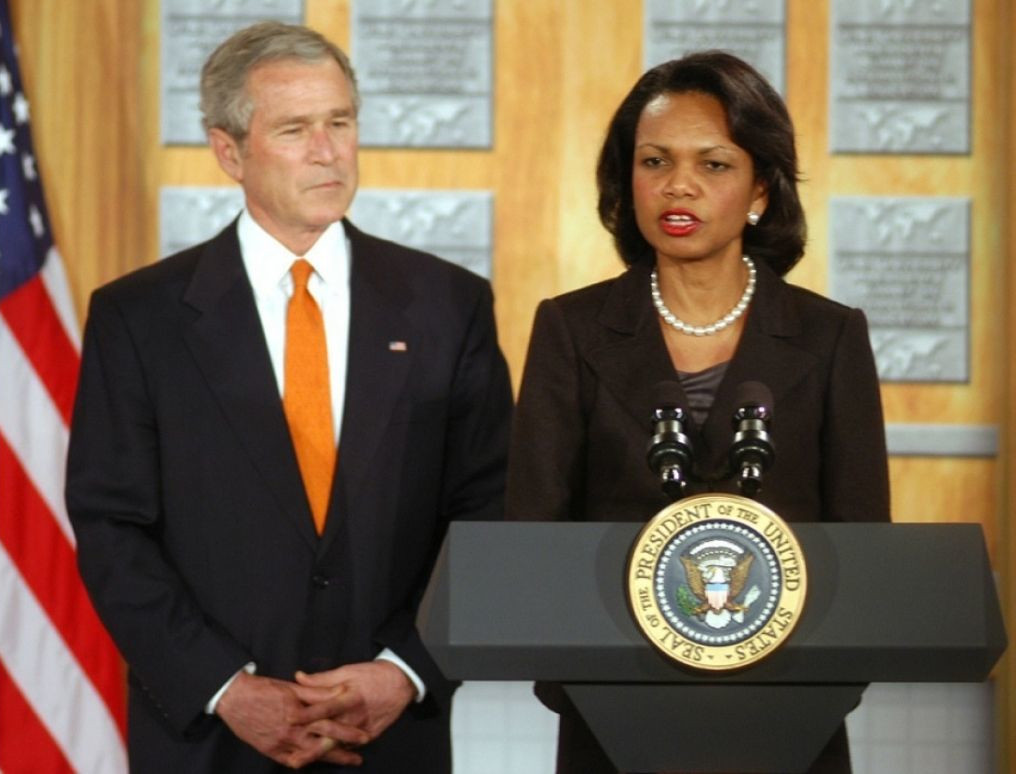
[66,21,512,772]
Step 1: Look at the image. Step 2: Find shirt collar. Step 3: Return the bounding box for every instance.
[237,209,350,298]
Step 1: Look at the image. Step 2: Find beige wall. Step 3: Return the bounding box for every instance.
[11,0,1014,764]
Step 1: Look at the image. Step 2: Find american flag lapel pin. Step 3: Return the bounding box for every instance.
[388,340,408,352]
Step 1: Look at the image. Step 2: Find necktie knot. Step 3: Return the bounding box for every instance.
[291,258,314,291]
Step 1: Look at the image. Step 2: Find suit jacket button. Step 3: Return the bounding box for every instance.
[311,574,330,589]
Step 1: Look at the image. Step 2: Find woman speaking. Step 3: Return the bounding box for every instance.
[506,51,890,774]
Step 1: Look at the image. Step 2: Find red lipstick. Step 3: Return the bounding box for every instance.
[659,209,701,236]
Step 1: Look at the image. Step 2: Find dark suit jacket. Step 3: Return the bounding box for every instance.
[506,259,890,526]
[505,259,889,774]
[66,220,512,773]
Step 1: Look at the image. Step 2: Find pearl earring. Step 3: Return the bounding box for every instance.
[747,211,761,226]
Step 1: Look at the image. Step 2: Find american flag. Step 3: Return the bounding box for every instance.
[0,2,127,771]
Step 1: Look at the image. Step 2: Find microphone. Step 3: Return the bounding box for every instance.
[730,381,775,498]
[647,381,694,501]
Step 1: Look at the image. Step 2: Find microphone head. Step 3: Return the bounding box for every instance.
[733,381,774,421]
[648,380,694,501]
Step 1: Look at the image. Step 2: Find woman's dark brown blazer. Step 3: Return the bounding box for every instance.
[506,258,890,774]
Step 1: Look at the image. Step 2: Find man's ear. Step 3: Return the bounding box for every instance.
[208,128,244,183]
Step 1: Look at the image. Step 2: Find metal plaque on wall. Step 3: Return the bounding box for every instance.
[352,0,493,148]
[643,0,785,94]
[160,0,305,146]
[159,186,492,279]
[159,186,245,257]
[349,190,492,278]
[830,0,971,154]
[829,197,970,382]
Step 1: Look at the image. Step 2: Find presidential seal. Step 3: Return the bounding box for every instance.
[626,493,806,671]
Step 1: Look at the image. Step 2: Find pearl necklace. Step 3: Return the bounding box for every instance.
[650,255,756,336]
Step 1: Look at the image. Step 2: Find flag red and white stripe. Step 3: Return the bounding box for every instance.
[0,3,127,771]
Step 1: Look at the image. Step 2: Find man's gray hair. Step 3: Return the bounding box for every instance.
[199,21,359,140]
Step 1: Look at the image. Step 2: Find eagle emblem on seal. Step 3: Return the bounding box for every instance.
[679,539,760,630]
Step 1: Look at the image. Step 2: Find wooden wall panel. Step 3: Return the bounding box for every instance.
[867,0,1005,540]
[784,0,1005,542]
[550,0,641,296]
[999,0,1015,761]
[10,0,145,321]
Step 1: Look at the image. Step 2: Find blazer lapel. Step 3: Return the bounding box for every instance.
[322,223,413,552]
[582,260,821,486]
[698,261,820,473]
[582,264,684,432]
[181,223,319,548]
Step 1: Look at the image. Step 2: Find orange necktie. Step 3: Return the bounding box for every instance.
[283,259,335,534]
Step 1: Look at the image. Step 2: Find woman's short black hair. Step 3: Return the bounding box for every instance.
[597,51,805,276]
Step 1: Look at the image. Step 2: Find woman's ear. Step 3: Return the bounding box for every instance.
[750,179,769,221]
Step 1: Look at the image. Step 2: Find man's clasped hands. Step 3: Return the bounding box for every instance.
[216,660,417,769]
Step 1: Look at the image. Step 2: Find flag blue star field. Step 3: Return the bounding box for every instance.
[0,2,126,771]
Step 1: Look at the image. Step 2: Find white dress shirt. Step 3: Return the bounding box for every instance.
[238,209,350,445]
[206,211,424,713]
